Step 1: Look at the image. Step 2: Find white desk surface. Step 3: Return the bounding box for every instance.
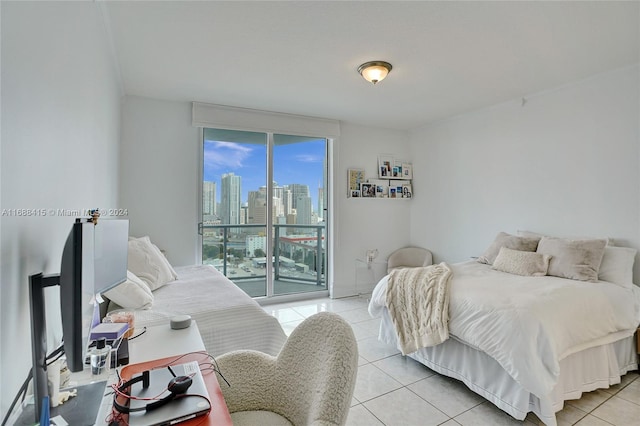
[94,321,206,424]
[128,321,205,364]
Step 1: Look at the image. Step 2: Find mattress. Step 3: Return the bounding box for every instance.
[130,265,287,357]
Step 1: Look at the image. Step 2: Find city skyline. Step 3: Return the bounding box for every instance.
[203,138,326,212]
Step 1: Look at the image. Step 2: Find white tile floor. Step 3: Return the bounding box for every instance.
[262,296,640,426]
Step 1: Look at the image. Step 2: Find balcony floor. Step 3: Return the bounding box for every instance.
[230,278,327,298]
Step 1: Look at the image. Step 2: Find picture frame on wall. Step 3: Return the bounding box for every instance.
[389,187,397,198]
[368,179,388,197]
[361,183,376,198]
[348,168,365,197]
[378,154,393,178]
[402,184,413,198]
[402,163,413,179]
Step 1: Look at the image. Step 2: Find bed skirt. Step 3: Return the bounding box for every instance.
[379,310,638,426]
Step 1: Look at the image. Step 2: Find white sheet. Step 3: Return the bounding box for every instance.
[369,261,640,397]
[131,265,287,357]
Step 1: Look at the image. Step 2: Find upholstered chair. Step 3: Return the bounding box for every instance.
[387,246,433,273]
[215,312,358,426]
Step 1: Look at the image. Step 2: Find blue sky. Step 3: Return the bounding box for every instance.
[203,139,326,209]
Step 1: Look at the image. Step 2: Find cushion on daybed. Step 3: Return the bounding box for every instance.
[103,270,154,309]
[492,247,551,277]
[536,237,606,282]
[477,232,540,265]
[128,236,177,291]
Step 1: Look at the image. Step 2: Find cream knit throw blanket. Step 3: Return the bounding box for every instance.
[386,262,453,355]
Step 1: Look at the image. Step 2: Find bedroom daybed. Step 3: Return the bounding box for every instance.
[368,232,640,426]
[101,236,287,357]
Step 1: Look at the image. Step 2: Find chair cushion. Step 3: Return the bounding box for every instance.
[231,410,293,426]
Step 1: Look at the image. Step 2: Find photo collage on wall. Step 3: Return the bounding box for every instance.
[348,155,412,198]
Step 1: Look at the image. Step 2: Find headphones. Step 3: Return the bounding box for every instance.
[113,369,193,414]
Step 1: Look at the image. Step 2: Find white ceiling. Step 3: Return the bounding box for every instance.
[103,1,639,130]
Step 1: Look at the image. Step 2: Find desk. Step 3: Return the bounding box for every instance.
[96,322,231,425]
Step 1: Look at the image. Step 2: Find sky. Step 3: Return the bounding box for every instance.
[203,138,326,210]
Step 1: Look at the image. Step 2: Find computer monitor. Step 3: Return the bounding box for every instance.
[27,218,129,423]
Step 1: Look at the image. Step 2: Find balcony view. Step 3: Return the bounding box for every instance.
[202,129,327,297]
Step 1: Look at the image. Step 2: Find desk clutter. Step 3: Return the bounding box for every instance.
[108,352,232,426]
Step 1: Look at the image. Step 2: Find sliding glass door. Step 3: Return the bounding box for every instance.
[200,128,328,298]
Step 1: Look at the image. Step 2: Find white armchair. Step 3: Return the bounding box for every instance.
[215,312,358,426]
[387,246,433,273]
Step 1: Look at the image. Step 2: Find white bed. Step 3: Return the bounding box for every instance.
[369,260,640,426]
[111,265,287,357]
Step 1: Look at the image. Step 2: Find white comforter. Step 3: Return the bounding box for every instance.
[369,261,640,397]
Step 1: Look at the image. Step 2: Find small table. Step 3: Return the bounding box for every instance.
[355,258,387,296]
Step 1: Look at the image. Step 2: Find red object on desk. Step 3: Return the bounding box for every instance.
[118,352,232,426]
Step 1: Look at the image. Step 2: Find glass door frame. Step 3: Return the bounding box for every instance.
[197,128,331,301]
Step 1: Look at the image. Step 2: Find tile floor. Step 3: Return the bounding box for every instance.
[262,296,640,426]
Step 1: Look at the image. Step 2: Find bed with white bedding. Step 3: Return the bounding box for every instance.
[368,234,640,426]
[103,236,287,357]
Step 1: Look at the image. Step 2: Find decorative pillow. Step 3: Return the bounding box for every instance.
[536,237,607,282]
[477,232,541,265]
[598,246,636,288]
[128,236,178,291]
[103,270,154,309]
[517,230,614,246]
[492,247,551,277]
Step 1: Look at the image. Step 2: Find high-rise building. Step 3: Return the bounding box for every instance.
[317,186,324,220]
[248,190,266,224]
[203,181,216,216]
[296,195,313,225]
[220,173,241,225]
[287,184,310,210]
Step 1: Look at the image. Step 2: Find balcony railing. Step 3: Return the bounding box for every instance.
[200,223,326,288]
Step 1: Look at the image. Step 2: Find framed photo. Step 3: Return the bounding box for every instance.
[361,183,376,198]
[389,187,397,198]
[368,178,388,197]
[395,186,403,198]
[348,169,365,197]
[401,163,413,179]
[402,184,413,198]
[378,154,393,178]
[351,189,361,198]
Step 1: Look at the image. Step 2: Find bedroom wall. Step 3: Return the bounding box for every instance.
[408,65,640,281]
[0,1,122,417]
[119,96,412,298]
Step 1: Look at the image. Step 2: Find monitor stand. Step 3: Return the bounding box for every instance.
[14,380,107,426]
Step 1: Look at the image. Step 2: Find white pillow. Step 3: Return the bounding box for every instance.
[517,230,614,246]
[128,236,177,291]
[598,246,636,288]
[492,247,551,277]
[103,270,154,309]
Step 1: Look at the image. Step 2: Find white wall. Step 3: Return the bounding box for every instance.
[119,96,199,266]
[119,97,412,297]
[408,65,640,280]
[0,2,122,417]
[332,123,412,297]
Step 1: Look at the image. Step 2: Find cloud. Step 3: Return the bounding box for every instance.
[295,154,323,163]
[204,141,253,170]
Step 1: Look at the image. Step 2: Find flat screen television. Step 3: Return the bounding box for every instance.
[26,218,129,424]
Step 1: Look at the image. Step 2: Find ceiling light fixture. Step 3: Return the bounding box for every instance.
[357,61,392,85]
